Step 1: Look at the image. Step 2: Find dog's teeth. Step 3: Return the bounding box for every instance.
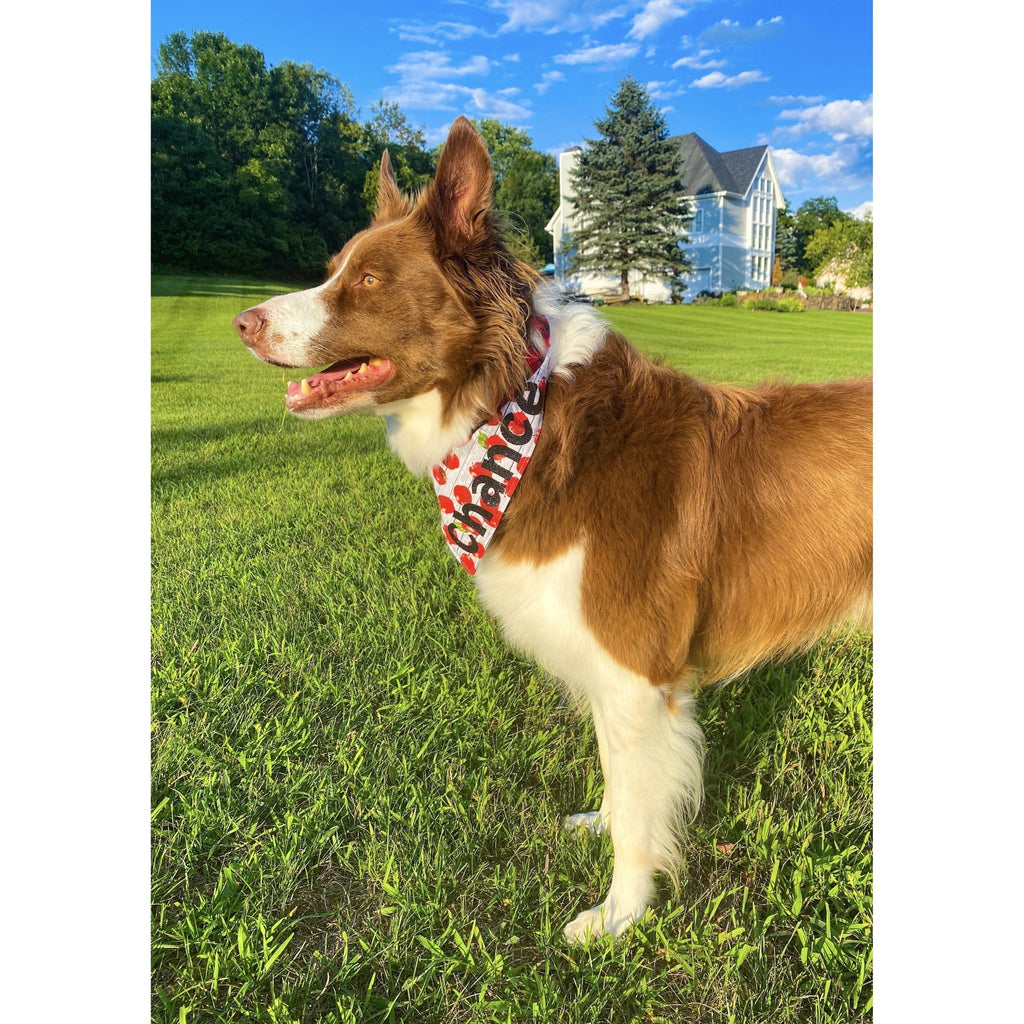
[343,370,353,381]
[369,357,385,367]
[358,362,368,374]
[300,379,312,396]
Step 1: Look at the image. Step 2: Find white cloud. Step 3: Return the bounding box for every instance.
[766,94,826,105]
[700,16,783,44]
[848,200,873,221]
[394,21,491,44]
[690,69,767,89]
[627,0,690,41]
[387,51,491,81]
[645,79,685,100]
[489,0,631,34]
[534,70,566,94]
[468,88,533,120]
[771,143,870,193]
[671,49,726,70]
[384,49,533,121]
[778,96,873,141]
[554,41,641,65]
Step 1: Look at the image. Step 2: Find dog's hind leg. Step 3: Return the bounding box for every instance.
[563,675,704,943]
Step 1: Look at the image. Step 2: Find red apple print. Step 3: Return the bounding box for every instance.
[460,554,477,575]
[506,477,518,497]
[438,495,454,514]
[470,462,485,476]
[432,466,446,485]
[443,452,460,470]
[486,433,503,447]
[454,485,471,505]
[486,417,500,427]
[517,456,530,474]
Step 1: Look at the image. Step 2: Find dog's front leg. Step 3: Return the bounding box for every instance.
[563,674,704,943]
[564,695,611,834]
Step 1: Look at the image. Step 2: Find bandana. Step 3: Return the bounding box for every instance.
[431,317,551,575]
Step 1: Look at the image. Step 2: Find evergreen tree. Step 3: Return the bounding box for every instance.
[774,199,799,274]
[567,77,691,301]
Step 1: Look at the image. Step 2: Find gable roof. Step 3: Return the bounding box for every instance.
[672,132,769,199]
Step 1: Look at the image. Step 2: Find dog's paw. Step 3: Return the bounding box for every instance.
[563,901,640,944]
[563,904,609,944]
[563,810,609,835]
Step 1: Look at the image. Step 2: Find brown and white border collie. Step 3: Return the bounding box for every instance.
[233,116,872,943]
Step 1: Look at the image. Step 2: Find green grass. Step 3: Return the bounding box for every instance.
[152,275,872,1023]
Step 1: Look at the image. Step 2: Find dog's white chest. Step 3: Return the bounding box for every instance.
[472,545,604,690]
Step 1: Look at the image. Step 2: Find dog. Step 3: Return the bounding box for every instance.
[233,116,872,943]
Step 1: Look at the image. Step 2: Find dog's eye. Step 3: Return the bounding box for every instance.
[361,273,381,287]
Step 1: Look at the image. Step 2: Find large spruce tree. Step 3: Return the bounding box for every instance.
[567,77,691,301]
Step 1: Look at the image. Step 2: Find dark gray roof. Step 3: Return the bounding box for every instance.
[671,133,768,198]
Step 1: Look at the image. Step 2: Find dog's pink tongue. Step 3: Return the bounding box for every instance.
[286,359,365,399]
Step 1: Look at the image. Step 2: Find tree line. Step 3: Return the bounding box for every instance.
[776,197,873,288]
[152,35,869,291]
[151,32,558,279]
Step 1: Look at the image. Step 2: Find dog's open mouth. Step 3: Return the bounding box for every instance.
[285,356,395,412]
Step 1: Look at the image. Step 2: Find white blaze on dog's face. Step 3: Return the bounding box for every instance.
[232,119,497,425]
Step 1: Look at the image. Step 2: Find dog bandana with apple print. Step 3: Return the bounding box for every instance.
[431,316,551,576]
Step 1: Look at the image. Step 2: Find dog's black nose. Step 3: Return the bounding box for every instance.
[233,308,266,345]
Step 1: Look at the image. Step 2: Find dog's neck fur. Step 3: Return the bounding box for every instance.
[377,288,609,476]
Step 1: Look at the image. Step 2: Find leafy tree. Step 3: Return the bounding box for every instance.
[151,31,371,278]
[566,77,691,301]
[361,101,434,213]
[792,196,851,274]
[805,214,873,288]
[472,119,558,266]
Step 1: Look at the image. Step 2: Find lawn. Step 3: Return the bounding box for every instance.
[152,275,872,1023]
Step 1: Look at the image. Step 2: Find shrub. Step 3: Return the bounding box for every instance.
[720,292,738,307]
[743,296,804,313]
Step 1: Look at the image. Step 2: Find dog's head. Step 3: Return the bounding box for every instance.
[233,116,536,425]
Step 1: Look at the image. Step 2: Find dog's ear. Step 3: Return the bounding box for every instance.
[419,116,494,253]
[374,149,405,224]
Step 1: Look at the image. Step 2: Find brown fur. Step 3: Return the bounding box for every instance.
[262,115,872,693]
[491,330,872,687]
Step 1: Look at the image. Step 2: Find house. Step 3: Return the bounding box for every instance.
[546,133,786,303]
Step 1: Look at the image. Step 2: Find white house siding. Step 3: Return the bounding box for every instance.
[746,164,778,290]
[546,138,784,303]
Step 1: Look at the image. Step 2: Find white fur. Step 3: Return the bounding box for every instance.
[248,245,358,366]
[474,546,705,942]
[251,287,330,365]
[377,391,482,475]
[534,288,608,379]
[376,294,610,476]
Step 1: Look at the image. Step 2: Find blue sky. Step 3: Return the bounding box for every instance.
[151,0,873,217]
